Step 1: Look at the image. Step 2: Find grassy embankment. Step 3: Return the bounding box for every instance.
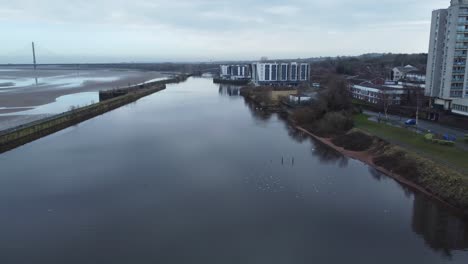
[354,114,468,174]
[331,128,468,212]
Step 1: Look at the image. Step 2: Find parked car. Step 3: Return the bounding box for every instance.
[443,134,457,142]
[405,119,417,126]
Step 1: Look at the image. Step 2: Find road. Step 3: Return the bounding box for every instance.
[363,110,468,139]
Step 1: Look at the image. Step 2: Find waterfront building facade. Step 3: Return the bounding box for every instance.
[426,0,468,116]
[220,65,251,80]
[251,62,310,85]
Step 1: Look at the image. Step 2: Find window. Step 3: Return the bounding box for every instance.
[300,65,308,80]
[281,65,288,81]
[272,65,277,81]
[291,65,297,80]
[453,104,468,112]
[265,65,270,81]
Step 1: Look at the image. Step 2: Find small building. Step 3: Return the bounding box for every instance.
[288,92,318,105]
[451,99,468,117]
[392,65,418,82]
[405,70,426,83]
[350,81,405,105]
[312,83,321,88]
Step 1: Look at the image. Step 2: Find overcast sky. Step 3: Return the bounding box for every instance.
[0,0,449,63]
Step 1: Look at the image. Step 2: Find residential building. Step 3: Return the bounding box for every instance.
[392,65,418,81]
[350,81,406,105]
[425,0,468,116]
[251,62,310,85]
[401,70,427,89]
[220,64,251,80]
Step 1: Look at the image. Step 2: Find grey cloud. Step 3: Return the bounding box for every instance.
[0,0,449,62]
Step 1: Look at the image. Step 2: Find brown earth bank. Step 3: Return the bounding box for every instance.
[298,127,468,216]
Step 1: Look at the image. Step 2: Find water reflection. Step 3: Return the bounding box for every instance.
[412,194,468,257]
[1,78,468,263]
[309,142,347,167]
[0,92,99,116]
[218,84,241,96]
[239,84,468,257]
[242,97,274,122]
[244,98,348,167]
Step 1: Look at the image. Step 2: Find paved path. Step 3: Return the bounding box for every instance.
[0,115,52,132]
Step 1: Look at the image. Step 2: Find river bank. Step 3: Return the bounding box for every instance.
[297,127,468,216]
[240,85,468,217]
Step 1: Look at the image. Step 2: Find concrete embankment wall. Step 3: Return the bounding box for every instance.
[100,74,189,101]
[0,75,189,154]
[213,78,250,86]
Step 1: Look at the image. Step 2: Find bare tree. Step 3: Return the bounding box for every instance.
[403,83,425,125]
[379,89,392,121]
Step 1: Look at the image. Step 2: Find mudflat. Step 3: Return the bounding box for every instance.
[0,66,168,109]
[0,66,169,131]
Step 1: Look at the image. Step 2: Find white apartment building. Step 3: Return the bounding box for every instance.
[220,65,250,80]
[251,62,310,85]
[426,0,468,116]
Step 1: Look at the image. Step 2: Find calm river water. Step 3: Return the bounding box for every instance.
[0,77,467,264]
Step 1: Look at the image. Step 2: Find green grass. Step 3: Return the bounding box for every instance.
[354,114,468,172]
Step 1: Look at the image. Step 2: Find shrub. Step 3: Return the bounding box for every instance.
[315,111,354,136]
[424,133,433,142]
[332,130,374,151]
[431,139,455,146]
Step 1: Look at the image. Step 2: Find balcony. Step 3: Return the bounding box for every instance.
[456,38,468,42]
[450,86,465,90]
[460,11,468,16]
[452,70,466,73]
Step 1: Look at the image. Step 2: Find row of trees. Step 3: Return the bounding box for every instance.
[293,77,354,136]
